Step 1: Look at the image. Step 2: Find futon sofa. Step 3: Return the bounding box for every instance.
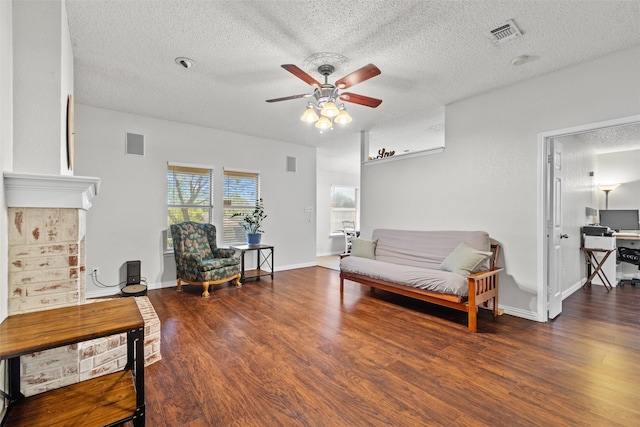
[340,229,502,332]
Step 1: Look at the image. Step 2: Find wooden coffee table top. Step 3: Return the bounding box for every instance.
[0,298,144,359]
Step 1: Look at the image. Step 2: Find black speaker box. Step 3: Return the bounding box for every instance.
[126,260,141,285]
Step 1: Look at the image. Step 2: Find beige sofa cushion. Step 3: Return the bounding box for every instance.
[351,238,378,259]
[340,256,469,296]
[372,229,492,271]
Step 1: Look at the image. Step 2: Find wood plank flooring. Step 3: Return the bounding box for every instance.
[139,267,639,426]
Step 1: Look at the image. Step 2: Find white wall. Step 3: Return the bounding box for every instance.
[595,149,640,211]
[0,0,14,323]
[360,46,640,320]
[12,0,69,175]
[74,105,317,297]
[2,0,75,317]
[368,107,445,158]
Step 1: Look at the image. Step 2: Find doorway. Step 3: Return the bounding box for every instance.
[540,114,640,321]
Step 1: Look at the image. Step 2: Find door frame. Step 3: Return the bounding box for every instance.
[538,114,640,322]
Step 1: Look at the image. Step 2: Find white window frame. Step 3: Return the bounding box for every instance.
[166,162,214,252]
[330,185,359,236]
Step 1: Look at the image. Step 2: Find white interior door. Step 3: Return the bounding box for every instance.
[548,139,564,319]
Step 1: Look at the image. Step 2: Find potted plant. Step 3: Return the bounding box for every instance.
[231,198,267,245]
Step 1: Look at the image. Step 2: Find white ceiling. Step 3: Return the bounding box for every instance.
[574,123,640,154]
[65,0,640,148]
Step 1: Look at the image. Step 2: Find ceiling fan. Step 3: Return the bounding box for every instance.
[266,63,382,130]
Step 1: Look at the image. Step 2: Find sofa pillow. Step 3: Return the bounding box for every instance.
[440,242,492,276]
[351,238,378,259]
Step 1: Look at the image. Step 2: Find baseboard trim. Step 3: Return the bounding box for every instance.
[562,279,583,300]
[276,262,317,271]
[501,305,540,322]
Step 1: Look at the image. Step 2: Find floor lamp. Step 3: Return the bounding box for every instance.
[598,183,620,210]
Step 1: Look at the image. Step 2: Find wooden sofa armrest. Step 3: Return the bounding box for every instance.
[490,243,500,270]
[466,267,503,332]
[468,268,503,301]
[467,241,502,305]
[468,267,503,282]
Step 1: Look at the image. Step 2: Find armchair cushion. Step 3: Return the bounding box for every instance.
[181,229,214,260]
[200,257,239,271]
[214,248,237,258]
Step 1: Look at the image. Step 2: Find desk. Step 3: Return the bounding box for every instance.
[582,247,615,291]
[231,244,274,283]
[615,234,640,286]
[615,234,640,241]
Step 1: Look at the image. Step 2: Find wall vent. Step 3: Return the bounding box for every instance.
[490,19,522,44]
[286,156,297,172]
[126,133,145,156]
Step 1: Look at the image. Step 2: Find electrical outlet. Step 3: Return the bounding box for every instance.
[92,267,100,276]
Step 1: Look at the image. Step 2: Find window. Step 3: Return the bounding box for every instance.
[223,169,260,244]
[167,164,213,248]
[330,185,358,233]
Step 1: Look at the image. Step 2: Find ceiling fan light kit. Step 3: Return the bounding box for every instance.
[320,101,339,118]
[267,60,382,132]
[301,105,319,123]
[334,106,352,124]
[315,115,333,130]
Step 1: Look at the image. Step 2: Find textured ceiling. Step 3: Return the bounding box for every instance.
[575,123,640,154]
[65,0,640,148]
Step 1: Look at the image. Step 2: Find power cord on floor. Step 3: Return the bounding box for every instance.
[89,271,149,290]
[89,270,125,288]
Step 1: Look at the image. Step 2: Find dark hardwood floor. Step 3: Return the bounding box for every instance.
[140,267,639,426]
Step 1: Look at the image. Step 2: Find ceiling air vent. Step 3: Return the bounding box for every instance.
[490,19,522,44]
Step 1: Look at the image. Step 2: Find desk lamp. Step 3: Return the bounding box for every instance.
[598,183,620,210]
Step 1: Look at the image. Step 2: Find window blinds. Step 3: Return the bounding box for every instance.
[167,165,213,249]
[223,170,260,243]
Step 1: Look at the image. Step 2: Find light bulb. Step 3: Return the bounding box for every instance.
[315,115,332,130]
[321,101,339,118]
[300,107,319,123]
[334,108,352,124]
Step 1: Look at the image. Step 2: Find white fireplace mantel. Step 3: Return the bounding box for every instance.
[3,172,100,210]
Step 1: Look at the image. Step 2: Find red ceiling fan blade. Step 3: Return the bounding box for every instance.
[281,64,322,87]
[266,93,312,103]
[335,64,381,89]
[339,92,383,108]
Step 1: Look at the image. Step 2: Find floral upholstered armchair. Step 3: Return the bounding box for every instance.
[170,222,241,297]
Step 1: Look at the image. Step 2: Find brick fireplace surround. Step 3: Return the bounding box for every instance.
[4,172,161,397]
